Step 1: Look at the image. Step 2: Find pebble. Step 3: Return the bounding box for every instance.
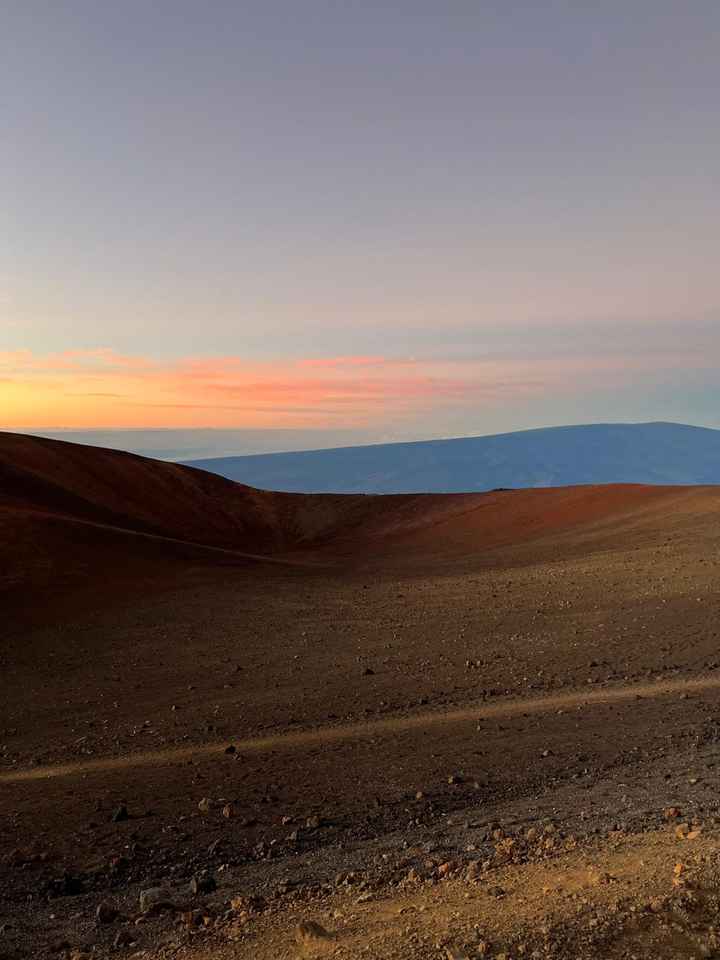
[190,875,217,895]
[111,804,129,823]
[113,929,135,948]
[95,901,118,923]
[296,920,333,944]
[139,886,175,914]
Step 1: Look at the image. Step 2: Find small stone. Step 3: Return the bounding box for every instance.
[95,901,118,923]
[113,929,135,948]
[295,920,333,944]
[190,875,217,895]
[222,802,235,819]
[230,894,266,914]
[198,797,212,813]
[49,874,85,897]
[139,886,175,914]
[111,804,129,823]
[664,806,682,820]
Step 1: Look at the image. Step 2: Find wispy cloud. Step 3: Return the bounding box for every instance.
[1,342,717,430]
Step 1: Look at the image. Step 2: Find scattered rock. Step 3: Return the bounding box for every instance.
[230,894,266,914]
[198,797,212,814]
[111,804,129,823]
[190,875,217,895]
[113,929,135,948]
[139,886,175,914]
[95,901,118,923]
[47,873,85,898]
[295,920,333,944]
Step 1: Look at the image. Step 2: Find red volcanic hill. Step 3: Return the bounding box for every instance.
[2,431,715,614]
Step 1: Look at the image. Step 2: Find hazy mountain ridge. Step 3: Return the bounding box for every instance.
[184,422,720,493]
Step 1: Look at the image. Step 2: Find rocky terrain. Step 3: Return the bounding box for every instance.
[2,432,720,958]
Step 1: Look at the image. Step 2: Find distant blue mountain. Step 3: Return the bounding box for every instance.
[183,422,720,494]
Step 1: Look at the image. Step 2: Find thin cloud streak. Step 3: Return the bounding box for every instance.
[1,345,718,431]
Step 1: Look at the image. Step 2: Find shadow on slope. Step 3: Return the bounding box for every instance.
[3,431,716,617]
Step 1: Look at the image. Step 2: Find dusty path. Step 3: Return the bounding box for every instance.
[4,672,719,783]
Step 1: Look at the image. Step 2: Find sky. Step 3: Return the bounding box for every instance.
[2,1,719,456]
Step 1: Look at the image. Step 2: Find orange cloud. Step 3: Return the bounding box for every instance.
[0,346,710,430]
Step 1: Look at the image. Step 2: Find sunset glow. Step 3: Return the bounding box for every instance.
[3,342,718,432]
[2,3,719,446]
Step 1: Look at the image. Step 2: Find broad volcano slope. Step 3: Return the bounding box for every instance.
[3,432,720,959]
[185,421,720,493]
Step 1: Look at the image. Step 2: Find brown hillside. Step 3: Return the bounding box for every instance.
[2,432,717,611]
[4,432,720,959]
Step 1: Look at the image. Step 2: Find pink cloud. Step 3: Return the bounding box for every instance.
[299,355,389,369]
[1,344,715,430]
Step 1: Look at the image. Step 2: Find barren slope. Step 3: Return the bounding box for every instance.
[2,431,716,609]
[3,433,720,959]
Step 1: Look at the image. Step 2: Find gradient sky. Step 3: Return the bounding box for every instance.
[3,1,719,448]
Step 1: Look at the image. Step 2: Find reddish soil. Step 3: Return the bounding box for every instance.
[2,432,720,959]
